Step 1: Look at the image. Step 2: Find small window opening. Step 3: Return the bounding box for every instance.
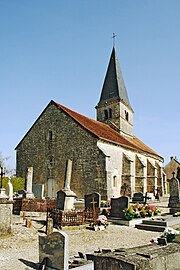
[104,109,108,120]
[49,130,53,141]
[125,110,129,121]
[109,108,112,118]
[113,176,117,187]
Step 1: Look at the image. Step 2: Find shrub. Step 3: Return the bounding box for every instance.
[2,177,25,192]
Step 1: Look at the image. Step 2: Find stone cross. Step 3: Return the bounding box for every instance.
[26,167,34,198]
[64,159,72,191]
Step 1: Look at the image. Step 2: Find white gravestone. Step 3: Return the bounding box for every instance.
[26,167,34,198]
[5,178,13,201]
[56,159,76,211]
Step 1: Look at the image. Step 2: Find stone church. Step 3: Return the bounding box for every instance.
[15,47,166,200]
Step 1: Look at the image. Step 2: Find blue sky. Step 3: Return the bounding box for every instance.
[0,0,180,170]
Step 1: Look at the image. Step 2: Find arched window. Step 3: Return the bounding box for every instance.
[109,108,112,118]
[113,176,117,187]
[125,110,129,121]
[104,109,108,120]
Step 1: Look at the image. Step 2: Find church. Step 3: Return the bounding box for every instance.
[15,47,166,200]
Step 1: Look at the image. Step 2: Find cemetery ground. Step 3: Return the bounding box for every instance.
[1,200,179,270]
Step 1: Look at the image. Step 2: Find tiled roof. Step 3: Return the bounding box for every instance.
[54,101,162,159]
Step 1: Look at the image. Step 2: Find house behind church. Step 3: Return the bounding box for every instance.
[15,47,166,200]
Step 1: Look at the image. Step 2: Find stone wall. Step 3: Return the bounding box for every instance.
[16,102,107,199]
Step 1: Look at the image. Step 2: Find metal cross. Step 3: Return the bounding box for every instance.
[112,33,117,47]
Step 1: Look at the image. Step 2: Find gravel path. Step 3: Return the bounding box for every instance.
[0,215,161,270]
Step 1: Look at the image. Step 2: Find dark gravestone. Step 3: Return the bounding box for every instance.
[56,190,66,210]
[168,177,180,207]
[39,231,68,270]
[132,192,144,203]
[84,192,101,209]
[32,184,44,198]
[109,196,129,218]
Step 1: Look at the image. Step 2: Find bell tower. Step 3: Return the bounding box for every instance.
[96,47,134,137]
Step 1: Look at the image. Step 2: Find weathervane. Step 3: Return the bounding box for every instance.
[112,32,117,47]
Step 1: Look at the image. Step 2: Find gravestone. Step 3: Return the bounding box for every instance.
[132,192,144,203]
[5,178,13,201]
[39,231,68,270]
[84,192,101,209]
[0,189,13,236]
[26,166,34,198]
[168,174,180,213]
[109,196,129,218]
[32,183,45,198]
[56,190,66,210]
[56,159,76,211]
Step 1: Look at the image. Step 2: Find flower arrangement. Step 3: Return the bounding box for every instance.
[123,203,161,220]
[93,215,108,231]
[96,215,108,226]
[160,227,180,243]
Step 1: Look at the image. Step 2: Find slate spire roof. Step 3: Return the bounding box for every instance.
[98,47,132,110]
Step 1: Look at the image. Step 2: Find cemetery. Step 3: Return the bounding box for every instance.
[0,166,180,270]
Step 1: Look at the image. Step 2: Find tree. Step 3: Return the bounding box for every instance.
[0,151,15,177]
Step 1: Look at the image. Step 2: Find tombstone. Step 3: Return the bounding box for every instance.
[109,196,129,219]
[32,183,45,198]
[0,188,13,236]
[39,231,68,270]
[132,192,144,203]
[168,174,180,208]
[56,160,76,211]
[26,167,35,198]
[5,178,13,201]
[84,192,101,209]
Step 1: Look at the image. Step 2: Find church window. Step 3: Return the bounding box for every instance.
[49,130,53,141]
[109,108,112,118]
[104,109,108,120]
[113,176,117,187]
[125,110,129,121]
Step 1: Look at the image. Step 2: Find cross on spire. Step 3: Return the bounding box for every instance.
[112,33,117,47]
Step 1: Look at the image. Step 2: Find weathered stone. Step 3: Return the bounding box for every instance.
[26,167,34,198]
[32,183,45,198]
[0,190,13,236]
[39,231,68,270]
[94,243,180,270]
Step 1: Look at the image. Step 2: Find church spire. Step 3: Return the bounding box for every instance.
[96,47,134,137]
[98,47,132,110]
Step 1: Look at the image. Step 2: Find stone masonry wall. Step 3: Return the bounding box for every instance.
[16,102,107,199]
